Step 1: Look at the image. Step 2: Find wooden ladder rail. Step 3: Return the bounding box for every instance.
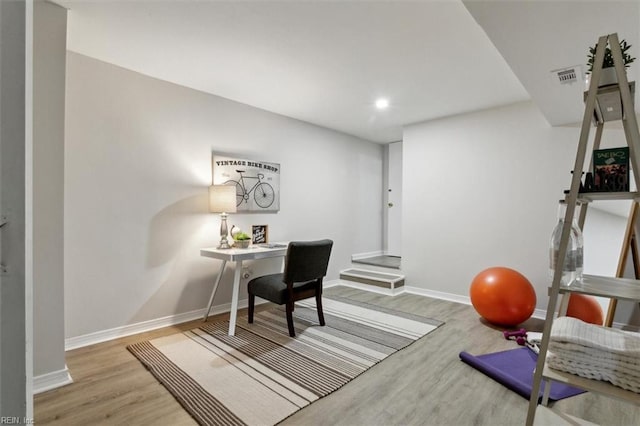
[605,201,640,326]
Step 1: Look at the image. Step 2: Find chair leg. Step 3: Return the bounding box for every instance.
[286,301,296,337]
[316,291,326,326]
[248,294,255,323]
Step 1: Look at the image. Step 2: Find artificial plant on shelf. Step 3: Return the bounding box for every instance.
[232,231,251,248]
[586,38,635,74]
[233,232,251,241]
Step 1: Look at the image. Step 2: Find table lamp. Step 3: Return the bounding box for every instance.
[209,185,237,249]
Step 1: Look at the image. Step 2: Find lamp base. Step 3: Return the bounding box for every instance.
[217,239,232,250]
[217,213,232,249]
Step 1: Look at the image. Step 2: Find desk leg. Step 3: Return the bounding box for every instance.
[228,259,243,336]
[203,260,227,321]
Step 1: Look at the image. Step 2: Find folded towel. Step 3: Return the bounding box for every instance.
[547,351,640,393]
[550,317,640,355]
[549,343,640,376]
[549,345,640,385]
[549,346,640,382]
[547,317,640,394]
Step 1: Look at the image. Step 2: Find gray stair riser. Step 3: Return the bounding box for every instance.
[339,274,405,289]
[339,268,405,290]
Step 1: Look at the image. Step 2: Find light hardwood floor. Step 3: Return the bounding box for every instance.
[35,286,640,425]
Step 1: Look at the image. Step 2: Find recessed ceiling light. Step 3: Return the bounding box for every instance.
[375,98,389,110]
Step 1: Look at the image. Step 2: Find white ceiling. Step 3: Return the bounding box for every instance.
[464,0,640,129]
[55,0,639,144]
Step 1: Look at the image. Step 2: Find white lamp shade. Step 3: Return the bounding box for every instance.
[209,185,237,213]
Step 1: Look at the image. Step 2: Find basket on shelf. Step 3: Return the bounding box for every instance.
[233,239,250,249]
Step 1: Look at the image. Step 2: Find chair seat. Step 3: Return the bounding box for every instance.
[248,273,318,305]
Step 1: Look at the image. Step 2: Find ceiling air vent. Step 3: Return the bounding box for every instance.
[551,66,580,85]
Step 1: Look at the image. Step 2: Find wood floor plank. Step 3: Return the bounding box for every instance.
[35,286,640,425]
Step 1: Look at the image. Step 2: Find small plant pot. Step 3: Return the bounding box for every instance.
[585,67,620,89]
[598,67,618,87]
[233,240,251,249]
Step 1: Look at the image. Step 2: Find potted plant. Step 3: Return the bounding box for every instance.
[586,39,635,86]
[233,231,251,249]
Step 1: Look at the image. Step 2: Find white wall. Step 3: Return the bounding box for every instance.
[581,206,640,325]
[64,52,383,339]
[583,207,629,277]
[402,101,631,314]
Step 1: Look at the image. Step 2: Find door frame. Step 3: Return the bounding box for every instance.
[0,0,33,419]
[385,141,402,256]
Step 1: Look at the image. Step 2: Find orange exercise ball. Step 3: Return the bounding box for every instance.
[470,267,537,326]
[566,294,604,325]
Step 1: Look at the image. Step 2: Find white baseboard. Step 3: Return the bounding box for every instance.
[65,280,552,352]
[34,365,73,394]
[65,281,348,351]
[403,285,470,305]
[65,300,253,351]
[532,308,547,320]
[404,286,548,320]
[339,283,550,321]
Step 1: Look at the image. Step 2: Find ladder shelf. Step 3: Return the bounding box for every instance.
[578,191,640,202]
[526,33,640,426]
[557,274,640,301]
[542,366,640,406]
[584,81,635,124]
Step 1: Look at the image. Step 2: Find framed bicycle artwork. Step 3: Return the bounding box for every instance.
[212,154,280,212]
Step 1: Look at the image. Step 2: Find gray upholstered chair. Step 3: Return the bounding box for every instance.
[247,239,333,337]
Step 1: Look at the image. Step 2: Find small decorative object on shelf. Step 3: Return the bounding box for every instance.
[252,225,268,244]
[593,147,629,192]
[583,172,595,192]
[587,38,635,71]
[583,37,636,124]
[586,38,635,87]
[231,225,251,248]
[233,231,251,249]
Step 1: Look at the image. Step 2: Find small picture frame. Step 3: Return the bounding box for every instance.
[252,225,268,244]
[592,147,629,192]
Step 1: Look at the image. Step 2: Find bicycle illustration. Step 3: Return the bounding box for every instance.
[225,170,275,208]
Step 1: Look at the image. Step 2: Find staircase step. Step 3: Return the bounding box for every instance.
[352,255,401,269]
[339,268,405,290]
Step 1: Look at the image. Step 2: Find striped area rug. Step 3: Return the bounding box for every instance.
[128,295,443,426]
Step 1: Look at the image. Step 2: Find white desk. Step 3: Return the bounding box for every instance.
[200,244,288,335]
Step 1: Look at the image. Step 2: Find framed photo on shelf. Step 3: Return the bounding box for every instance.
[252,225,268,244]
[593,147,629,192]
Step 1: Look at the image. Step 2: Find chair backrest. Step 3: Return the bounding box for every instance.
[283,239,333,284]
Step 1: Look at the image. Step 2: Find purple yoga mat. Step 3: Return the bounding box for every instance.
[459,347,585,401]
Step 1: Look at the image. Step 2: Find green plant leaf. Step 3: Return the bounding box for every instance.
[586,38,634,73]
